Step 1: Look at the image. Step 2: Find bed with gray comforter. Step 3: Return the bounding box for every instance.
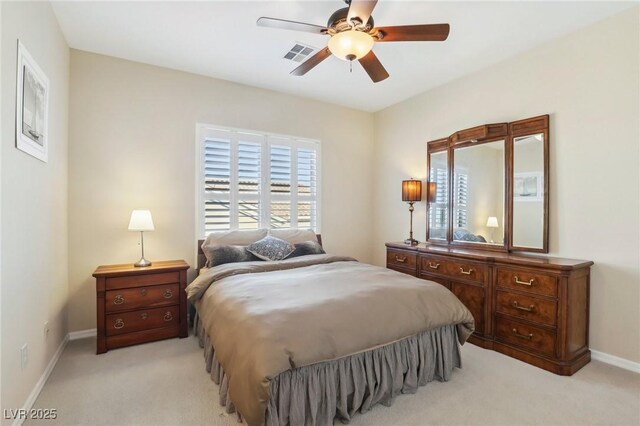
[186,254,475,426]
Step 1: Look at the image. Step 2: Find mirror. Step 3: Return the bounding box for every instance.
[428,151,448,240]
[512,133,545,249]
[452,140,505,246]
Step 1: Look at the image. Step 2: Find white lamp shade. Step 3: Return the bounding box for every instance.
[128,210,155,231]
[328,30,375,61]
[486,216,499,228]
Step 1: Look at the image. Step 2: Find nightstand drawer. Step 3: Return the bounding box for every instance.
[496,268,557,297]
[496,290,557,327]
[106,306,179,336]
[105,283,179,313]
[386,249,417,270]
[106,272,180,290]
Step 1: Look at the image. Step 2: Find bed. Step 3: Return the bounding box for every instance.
[187,230,475,426]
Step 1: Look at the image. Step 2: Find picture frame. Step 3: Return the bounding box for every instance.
[16,40,49,163]
[514,172,543,202]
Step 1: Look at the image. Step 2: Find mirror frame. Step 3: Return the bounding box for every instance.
[425,115,549,253]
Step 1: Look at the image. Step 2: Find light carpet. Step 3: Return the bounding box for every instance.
[27,335,640,425]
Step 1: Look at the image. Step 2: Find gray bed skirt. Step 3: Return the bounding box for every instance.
[194,313,462,426]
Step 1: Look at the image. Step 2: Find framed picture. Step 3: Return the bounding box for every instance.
[514,172,543,202]
[16,40,49,162]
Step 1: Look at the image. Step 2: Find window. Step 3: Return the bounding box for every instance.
[429,168,468,230]
[197,125,320,236]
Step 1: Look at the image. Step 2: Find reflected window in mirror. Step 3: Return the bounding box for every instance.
[428,151,448,240]
[513,133,545,249]
[453,140,505,246]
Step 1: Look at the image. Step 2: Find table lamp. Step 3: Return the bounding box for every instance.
[486,216,499,243]
[128,209,154,267]
[402,179,422,245]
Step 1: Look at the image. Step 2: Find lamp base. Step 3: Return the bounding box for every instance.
[404,238,419,246]
[134,257,152,267]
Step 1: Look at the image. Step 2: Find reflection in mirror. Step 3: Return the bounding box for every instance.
[453,140,505,245]
[428,151,448,240]
[513,133,544,248]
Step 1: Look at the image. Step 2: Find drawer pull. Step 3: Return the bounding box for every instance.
[141,312,148,320]
[395,256,407,263]
[163,289,173,299]
[512,328,533,340]
[428,262,440,269]
[164,312,173,322]
[140,288,147,296]
[514,276,535,286]
[511,301,536,313]
[114,319,124,329]
[459,267,474,275]
[113,295,124,305]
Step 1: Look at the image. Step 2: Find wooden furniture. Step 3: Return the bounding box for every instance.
[426,115,549,253]
[386,243,593,375]
[93,260,190,354]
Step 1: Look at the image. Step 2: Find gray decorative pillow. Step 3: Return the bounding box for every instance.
[286,241,325,259]
[204,245,262,268]
[246,236,295,261]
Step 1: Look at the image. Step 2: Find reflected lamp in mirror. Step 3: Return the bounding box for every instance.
[427,182,437,203]
[486,216,499,244]
[402,179,422,246]
[128,209,155,267]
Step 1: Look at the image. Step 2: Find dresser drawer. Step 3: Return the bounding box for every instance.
[496,268,557,297]
[495,317,556,358]
[105,283,179,313]
[496,290,557,327]
[106,306,179,336]
[445,260,486,284]
[419,255,449,276]
[387,249,417,271]
[106,272,180,290]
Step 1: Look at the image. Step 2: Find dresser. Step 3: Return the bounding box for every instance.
[93,260,190,354]
[386,243,593,375]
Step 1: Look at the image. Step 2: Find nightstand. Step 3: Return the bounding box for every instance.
[93,259,190,354]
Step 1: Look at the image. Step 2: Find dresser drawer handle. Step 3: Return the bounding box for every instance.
[141,312,148,320]
[163,289,173,299]
[140,288,147,296]
[428,262,440,269]
[164,312,173,322]
[114,319,124,329]
[512,328,533,340]
[113,295,125,305]
[511,301,536,313]
[395,256,407,263]
[514,276,535,286]
[459,267,474,275]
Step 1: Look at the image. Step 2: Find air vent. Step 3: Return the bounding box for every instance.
[283,43,317,63]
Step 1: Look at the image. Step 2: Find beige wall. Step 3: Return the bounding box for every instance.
[1,1,69,417]
[373,7,640,362]
[68,50,374,332]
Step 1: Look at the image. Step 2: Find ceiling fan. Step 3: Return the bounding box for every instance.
[257,0,450,83]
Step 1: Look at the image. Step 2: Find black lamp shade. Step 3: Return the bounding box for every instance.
[402,179,422,202]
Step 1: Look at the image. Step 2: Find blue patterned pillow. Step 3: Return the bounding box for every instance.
[246,236,295,261]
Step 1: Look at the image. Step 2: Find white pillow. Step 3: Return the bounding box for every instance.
[201,229,268,250]
[268,228,318,245]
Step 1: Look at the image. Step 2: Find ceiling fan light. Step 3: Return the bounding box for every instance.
[328,30,374,61]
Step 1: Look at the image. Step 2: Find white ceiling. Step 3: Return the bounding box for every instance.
[51,1,634,112]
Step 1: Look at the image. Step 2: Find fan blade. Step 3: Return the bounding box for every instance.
[347,0,378,25]
[358,50,389,83]
[375,24,450,42]
[291,47,332,76]
[257,17,327,34]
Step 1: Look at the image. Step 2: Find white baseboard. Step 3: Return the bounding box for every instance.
[12,334,69,426]
[68,328,96,340]
[591,350,640,374]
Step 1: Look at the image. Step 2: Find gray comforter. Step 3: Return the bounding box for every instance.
[186,254,475,426]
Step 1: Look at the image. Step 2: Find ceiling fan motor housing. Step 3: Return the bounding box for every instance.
[328,7,374,32]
